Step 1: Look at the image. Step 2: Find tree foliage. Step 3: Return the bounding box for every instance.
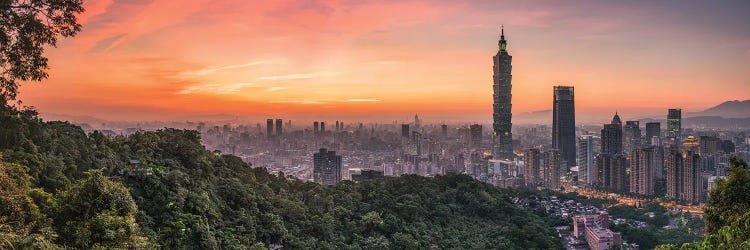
[0,104,560,249]
[0,0,84,100]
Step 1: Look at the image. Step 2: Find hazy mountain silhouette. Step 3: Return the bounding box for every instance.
[689,99,750,118]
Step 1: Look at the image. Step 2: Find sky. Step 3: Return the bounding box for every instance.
[17,0,750,123]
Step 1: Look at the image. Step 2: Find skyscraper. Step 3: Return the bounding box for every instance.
[601,113,623,155]
[275,119,283,136]
[266,119,274,138]
[553,86,576,170]
[664,146,683,200]
[631,146,658,195]
[313,121,319,134]
[441,124,448,139]
[401,124,410,138]
[645,122,660,146]
[414,114,420,130]
[313,148,342,185]
[469,124,482,148]
[544,149,561,190]
[667,109,682,141]
[320,122,326,133]
[594,153,627,193]
[682,150,701,204]
[623,121,641,155]
[492,26,514,159]
[577,135,594,186]
[524,148,542,188]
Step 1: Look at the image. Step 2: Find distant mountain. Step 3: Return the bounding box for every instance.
[689,99,750,118]
[515,109,551,124]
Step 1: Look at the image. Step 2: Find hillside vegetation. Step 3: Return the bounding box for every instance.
[0,103,559,249]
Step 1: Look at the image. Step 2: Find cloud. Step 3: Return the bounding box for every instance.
[344,98,381,103]
[176,82,255,95]
[179,61,271,77]
[266,86,289,91]
[270,100,324,105]
[258,71,338,80]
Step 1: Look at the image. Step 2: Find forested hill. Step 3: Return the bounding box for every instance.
[0,103,559,249]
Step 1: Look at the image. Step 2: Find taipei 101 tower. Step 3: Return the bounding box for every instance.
[492,26,514,159]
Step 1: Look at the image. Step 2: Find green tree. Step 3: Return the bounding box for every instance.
[0,0,84,100]
[54,170,149,249]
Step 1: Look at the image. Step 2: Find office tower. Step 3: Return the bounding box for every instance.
[682,150,701,204]
[450,154,465,174]
[275,119,283,136]
[313,121,319,134]
[401,124,410,138]
[340,121,344,131]
[313,148,342,185]
[552,86,576,170]
[683,135,699,152]
[664,146,683,199]
[667,109,682,141]
[320,122,326,133]
[544,149,561,190]
[594,153,627,193]
[441,124,448,138]
[335,121,340,131]
[266,119,274,138]
[578,135,594,186]
[469,124,483,148]
[699,136,720,156]
[601,113,623,155]
[524,148,542,188]
[623,121,641,154]
[645,122,660,145]
[492,26,514,159]
[631,146,658,195]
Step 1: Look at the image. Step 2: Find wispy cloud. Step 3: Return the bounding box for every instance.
[176,82,255,95]
[266,86,289,91]
[270,100,325,104]
[179,61,271,77]
[258,71,338,80]
[344,98,381,102]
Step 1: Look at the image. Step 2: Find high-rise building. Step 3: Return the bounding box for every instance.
[414,114,420,130]
[401,124,410,138]
[594,153,627,193]
[682,150,702,204]
[699,136,720,156]
[492,27,514,159]
[601,113,623,155]
[266,119,274,138]
[313,148,342,185]
[544,149,561,190]
[664,146,683,200]
[683,135,699,152]
[623,121,641,155]
[313,121,319,134]
[577,135,594,186]
[645,122,660,146]
[667,109,682,141]
[524,148,542,188]
[469,124,483,148]
[335,121,340,131]
[552,86,576,170]
[275,119,283,136]
[320,122,326,133]
[631,146,658,195]
[441,124,448,139]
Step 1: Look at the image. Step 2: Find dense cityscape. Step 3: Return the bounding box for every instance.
[2,1,749,249]
[71,28,750,250]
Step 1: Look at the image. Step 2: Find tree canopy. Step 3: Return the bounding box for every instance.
[0,0,84,100]
[0,104,560,249]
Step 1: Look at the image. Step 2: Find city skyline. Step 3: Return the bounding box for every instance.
[14,0,750,122]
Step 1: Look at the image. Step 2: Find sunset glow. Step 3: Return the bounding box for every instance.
[19,0,750,122]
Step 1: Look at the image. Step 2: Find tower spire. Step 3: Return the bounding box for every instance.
[499,25,507,51]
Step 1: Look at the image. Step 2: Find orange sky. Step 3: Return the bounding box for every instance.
[17,0,750,122]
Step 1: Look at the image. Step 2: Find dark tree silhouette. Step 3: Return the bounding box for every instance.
[0,0,84,100]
